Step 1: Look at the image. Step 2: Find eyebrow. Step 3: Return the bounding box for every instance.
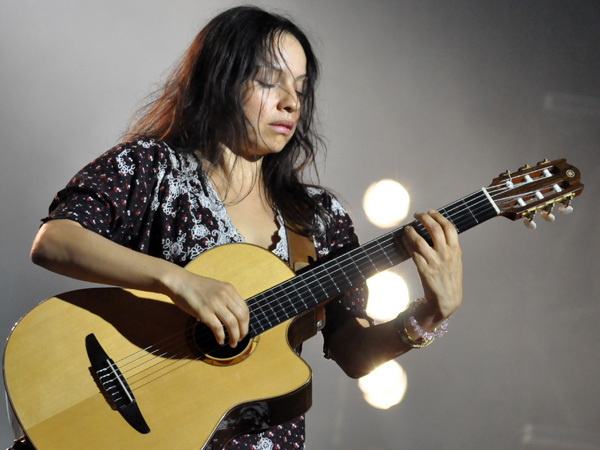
[257,64,307,82]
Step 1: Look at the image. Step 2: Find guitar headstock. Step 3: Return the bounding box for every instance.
[486,159,584,229]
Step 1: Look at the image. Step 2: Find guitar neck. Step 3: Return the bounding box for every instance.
[246,188,499,337]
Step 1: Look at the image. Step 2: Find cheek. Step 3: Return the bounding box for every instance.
[242,91,264,125]
[243,99,261,125]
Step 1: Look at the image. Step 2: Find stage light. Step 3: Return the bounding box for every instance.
[363,179,410,228]
[366,270,410,322]
[358,360,407,409]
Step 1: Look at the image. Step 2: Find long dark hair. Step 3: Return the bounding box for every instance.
[126,6,328,236]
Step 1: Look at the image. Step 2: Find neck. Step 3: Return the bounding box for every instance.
[206,145,265,204]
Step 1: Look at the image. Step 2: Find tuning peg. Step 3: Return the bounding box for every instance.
[558,197,574,215]
[523,211,537,230]
[518,164,531,171]
[559,204,573,215]
[537,158,550,165]
[541,205,556,222]
[499,170,511,178]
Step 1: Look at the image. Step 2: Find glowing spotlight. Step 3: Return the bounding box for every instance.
[366,271,410,322]
[363,179,410,228]
[358,360,408,409]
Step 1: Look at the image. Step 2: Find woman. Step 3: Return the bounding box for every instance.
[30,6,462,449]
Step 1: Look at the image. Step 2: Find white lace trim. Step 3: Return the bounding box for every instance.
[253,436,274,450]
[271,212,289,261]
[135,140,287,263]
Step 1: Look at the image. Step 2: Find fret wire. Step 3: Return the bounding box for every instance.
[362,239,391,266]
[339,253,364,284]
[302,264,342,302]
[248,293,269,325]
[301,268,332,300]
[315,259,345,294]
[287,276,318,312]
[359,243,381,274]
[281,284,301,317]
[248,298,273,333]
[253,285,287,330]
[256,289,281,324]
[461,194,485,224]
[377,239,394,267]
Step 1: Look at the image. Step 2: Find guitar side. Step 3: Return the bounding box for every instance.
[4,243,313,449]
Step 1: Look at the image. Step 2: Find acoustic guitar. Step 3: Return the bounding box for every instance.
[3,159,583,449]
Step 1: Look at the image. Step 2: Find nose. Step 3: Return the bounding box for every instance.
[277,85,299,113]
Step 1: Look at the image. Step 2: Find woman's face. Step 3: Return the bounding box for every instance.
[241,33,307,159]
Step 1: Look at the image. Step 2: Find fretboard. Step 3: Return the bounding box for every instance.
[246,188,499,337]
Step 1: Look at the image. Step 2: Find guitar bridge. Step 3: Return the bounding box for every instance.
[85,333,150,434]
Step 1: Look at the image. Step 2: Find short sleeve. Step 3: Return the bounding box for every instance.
[44,141,165,247]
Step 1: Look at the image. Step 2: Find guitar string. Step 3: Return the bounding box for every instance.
[117,183,552,391]
[108,170,564,390]
[120,169,556,360]
[161,178,556,340]
[117,188,509,386]
[172,190,496,348]
[118,191,559,395]
[90,169,572,400]
[115,179,555,388]
[120,219,472,392]
[117,193,478,366]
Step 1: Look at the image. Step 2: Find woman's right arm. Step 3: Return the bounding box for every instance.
[30,219,249,347]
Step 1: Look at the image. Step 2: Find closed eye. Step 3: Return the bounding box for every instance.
[256,80,276,89]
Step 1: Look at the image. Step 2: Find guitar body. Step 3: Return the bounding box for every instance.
[4,244,314,449]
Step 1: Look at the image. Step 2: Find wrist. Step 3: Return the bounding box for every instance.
[154,260,186,298]
[394,298,449,349]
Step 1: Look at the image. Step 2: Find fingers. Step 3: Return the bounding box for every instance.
[218,296,250,348]
[415,210,458,248]
[204,282,249,348]
[402,210,458,257]
[401,210,463,319]
[169,272,249,348]
[431,210,459,248]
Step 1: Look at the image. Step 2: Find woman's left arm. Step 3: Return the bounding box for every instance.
[326,210,462,379]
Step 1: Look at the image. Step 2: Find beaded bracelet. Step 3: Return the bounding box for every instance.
[408,315,449,340]
[394,297,449,349]
[394,316,434,348]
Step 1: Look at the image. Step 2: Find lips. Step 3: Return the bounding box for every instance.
[268,120,295,135]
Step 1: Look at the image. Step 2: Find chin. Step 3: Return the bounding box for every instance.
[258,141,290,156]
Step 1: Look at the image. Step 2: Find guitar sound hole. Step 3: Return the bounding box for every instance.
[189,320,258,365]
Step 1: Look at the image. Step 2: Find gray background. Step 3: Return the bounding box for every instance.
[1,1,598,449]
